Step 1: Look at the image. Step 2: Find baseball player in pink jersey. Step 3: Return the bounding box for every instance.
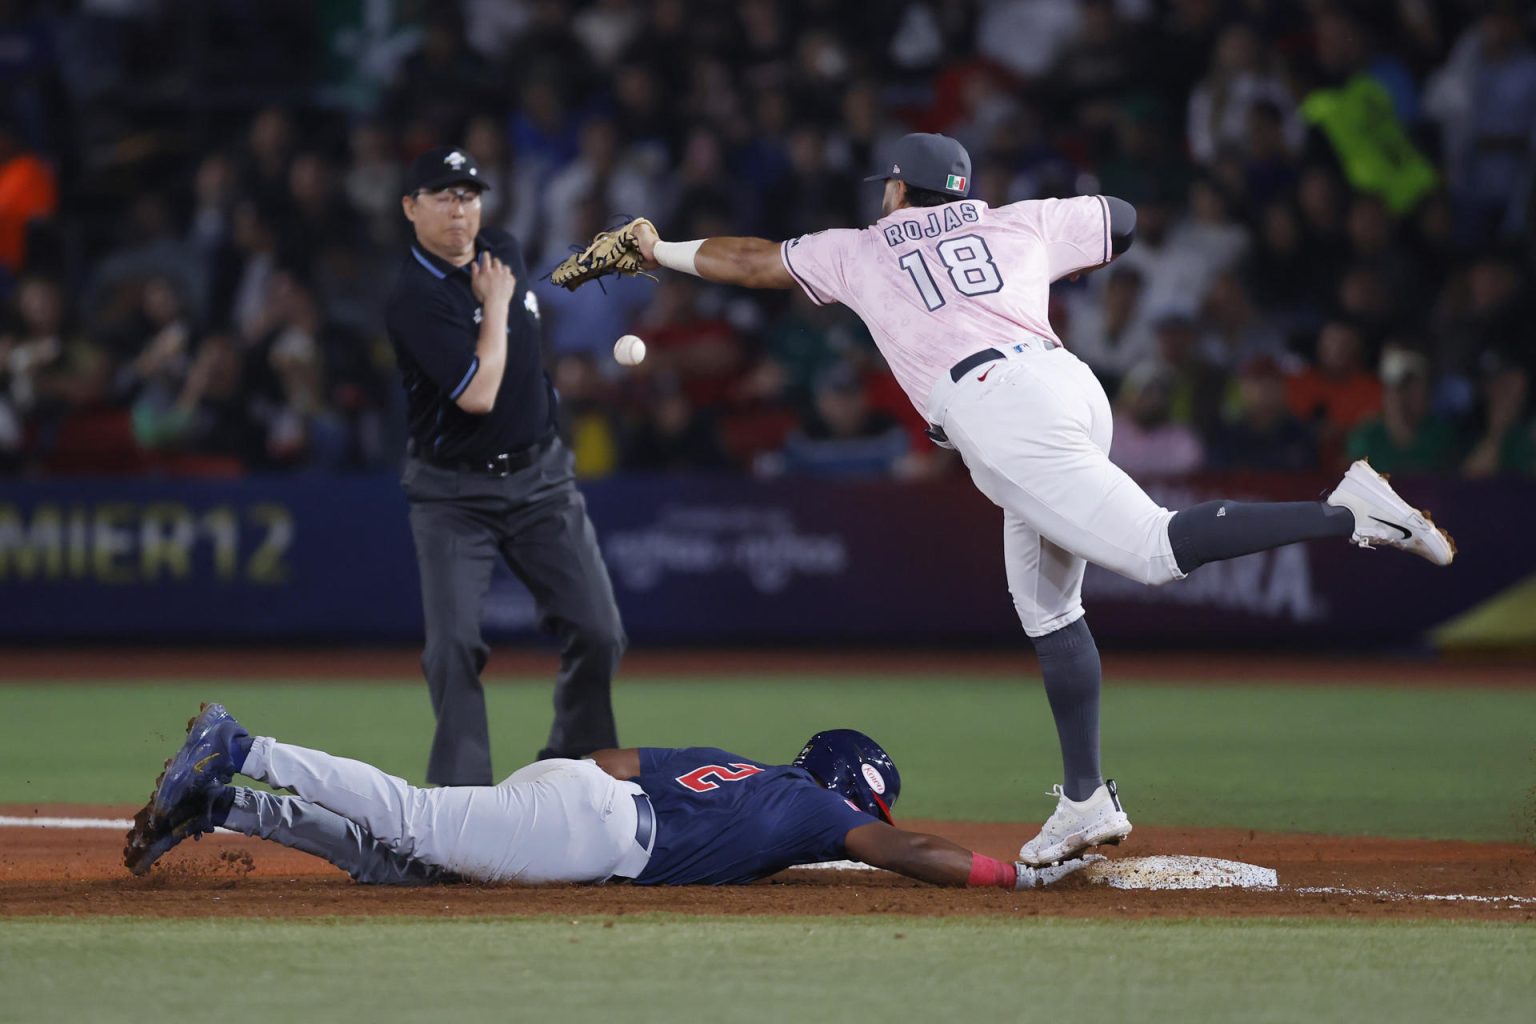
[629,133,1455,866]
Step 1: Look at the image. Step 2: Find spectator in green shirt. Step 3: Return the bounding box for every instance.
[1347,349,1459,474]
[1463,356,1536,478]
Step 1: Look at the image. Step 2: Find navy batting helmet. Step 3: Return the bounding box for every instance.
[792,729,900,823]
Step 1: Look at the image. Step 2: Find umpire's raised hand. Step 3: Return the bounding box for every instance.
[470,251,516,307]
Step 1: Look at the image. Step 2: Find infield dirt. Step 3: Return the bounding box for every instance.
[2,808,1531,923]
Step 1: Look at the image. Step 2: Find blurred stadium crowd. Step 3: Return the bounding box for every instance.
[1,0,1533,480]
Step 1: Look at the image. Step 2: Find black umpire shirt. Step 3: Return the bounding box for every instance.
[385,227,555,461]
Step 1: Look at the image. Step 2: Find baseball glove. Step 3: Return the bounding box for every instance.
[549,217,655,291]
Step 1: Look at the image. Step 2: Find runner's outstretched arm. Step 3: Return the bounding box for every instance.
[844,821,1090,889]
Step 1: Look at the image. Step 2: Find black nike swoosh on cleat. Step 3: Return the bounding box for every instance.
[1369,516,1412,540]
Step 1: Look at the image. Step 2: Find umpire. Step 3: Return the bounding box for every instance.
[385,146,625,785]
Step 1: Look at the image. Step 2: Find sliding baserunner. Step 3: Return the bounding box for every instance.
[125,703,1095,890]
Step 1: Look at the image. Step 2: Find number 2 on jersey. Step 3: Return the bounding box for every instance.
[899,234,1004,311]
[676,763,765,792]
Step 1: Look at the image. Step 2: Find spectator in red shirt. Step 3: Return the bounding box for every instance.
[635,275,744,409]
[0,119,57,276]
[1287,320,1383,471]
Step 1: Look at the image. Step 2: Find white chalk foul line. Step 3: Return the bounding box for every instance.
[0,815,133,830]
[1293,886,1536,907]
[0,815,242,835]
[5,817,1533,905]
[795,856,1536,905]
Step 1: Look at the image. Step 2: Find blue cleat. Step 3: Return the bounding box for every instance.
[123,783,222,876]
[150,702,248,822]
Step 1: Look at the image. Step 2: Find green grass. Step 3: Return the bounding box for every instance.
[2,676,1532,840]
[1,916,1532,1024]
[3,676,1533,1022]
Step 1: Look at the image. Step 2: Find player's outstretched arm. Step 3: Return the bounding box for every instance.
[633,221,793,290]
[844,822,1092,890]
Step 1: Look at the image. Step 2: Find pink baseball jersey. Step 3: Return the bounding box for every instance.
[779,197,1113,414]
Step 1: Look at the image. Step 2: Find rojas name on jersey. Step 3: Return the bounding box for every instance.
[881,202,981,247]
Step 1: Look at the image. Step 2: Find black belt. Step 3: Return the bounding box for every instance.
[949,348,1005,382]
[409,433,554,477]
[928,349,1008,447]
[632,792,655,850]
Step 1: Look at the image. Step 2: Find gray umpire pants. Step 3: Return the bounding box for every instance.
[401,437,625,786]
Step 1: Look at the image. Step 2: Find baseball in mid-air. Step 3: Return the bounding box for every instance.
[613,334,647,366]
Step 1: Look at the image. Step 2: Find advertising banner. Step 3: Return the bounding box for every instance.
[0,477,421,640]
[2,473,1529,648]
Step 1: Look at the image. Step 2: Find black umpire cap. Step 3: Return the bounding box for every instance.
[407,146,491,195]
[864,133,972,197]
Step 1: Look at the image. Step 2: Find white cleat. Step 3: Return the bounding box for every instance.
[1325,459,1455,566]
[1018,780,1132,867]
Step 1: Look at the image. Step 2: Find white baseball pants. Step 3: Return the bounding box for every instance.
[926,343,1183,637]
[239,737,653,883]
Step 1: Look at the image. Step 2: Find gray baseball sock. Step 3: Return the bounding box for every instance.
[1168,500,1353,575]
[222,787,443,885]
[1031,617,1102,802]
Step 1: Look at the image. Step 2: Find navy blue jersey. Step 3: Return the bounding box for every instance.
[632,747,877,886]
